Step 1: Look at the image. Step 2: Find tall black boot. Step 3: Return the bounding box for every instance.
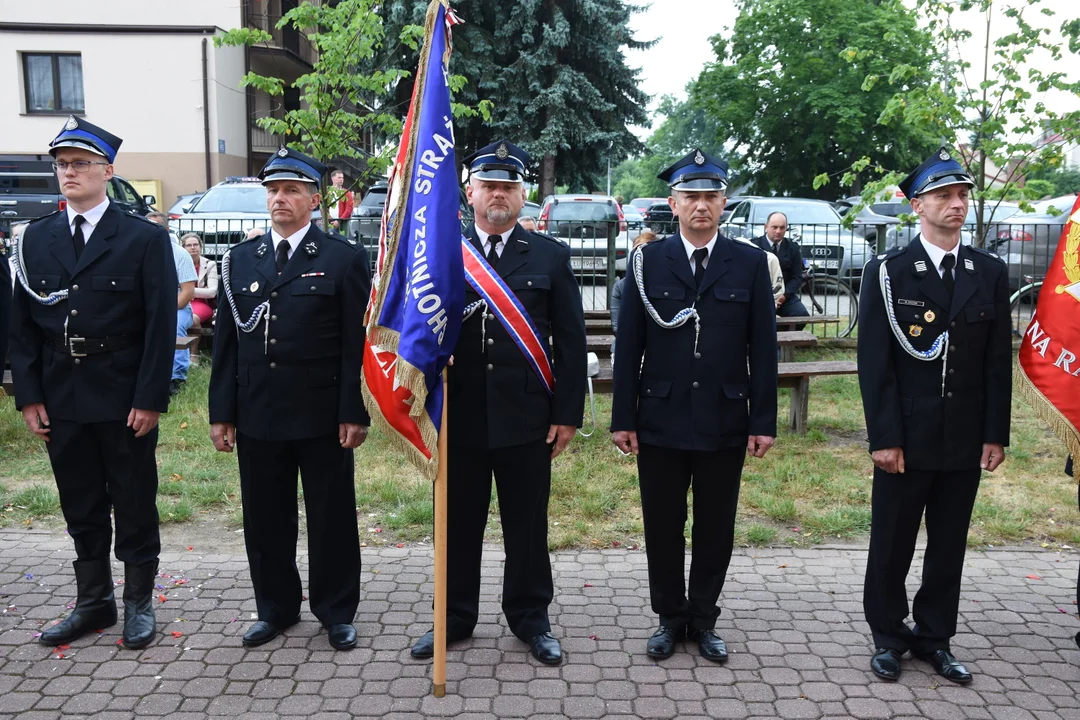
[39,559,118,646]
[122,560,158,649]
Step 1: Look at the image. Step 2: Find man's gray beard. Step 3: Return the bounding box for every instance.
[486,207,512,226]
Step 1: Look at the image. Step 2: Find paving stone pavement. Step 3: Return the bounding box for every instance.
[1,529,1079,719]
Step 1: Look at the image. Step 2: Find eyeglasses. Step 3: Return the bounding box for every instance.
[53,160,110,173]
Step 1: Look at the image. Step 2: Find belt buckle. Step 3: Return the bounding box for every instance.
[69,337,88,357]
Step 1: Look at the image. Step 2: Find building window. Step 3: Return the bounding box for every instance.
[23,53,84,114]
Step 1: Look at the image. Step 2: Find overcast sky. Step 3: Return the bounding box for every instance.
[626,0,1080,140]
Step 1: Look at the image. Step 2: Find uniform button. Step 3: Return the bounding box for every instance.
[698,294,703,301]
[271,315,278,321]
[948,368,955,375]
[71,284,79,291]
[269,362,277,369]
[269,338,277,345]
[70,309,78,317]
[74,358,81,365]
[729,294,735,300]
[486,338,493,345]
[271,291,278,298]
[692,381,700,389]
[947,391,953,398]
[111,281,116,286]
[486,363,493,371]
[646,388,652,395]
[487,313,495,321]
[311,285,317,291]
[527,280,533,287]
[915,313,920,320]
[40,280,46,285]
[950,321,956,328]
[694,352,701,359]
[949,345,956,353]
[663,291,669,297]
[980,311,985,317]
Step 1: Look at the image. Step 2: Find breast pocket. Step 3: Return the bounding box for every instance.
[505,274,550,319]
[645,284,687,321]
[964,304,995,323]
[711,286,750,325]
[92,275,137,318]
[290,276,338,322]
[28,274,63,294]
[231,277,265,297]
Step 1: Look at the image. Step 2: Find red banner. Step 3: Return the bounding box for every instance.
[1017,195,1080,465]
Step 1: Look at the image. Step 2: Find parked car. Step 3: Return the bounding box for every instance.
[537,194,632,274]
[348,182,388,240]
[884,201,1021,252]
[721,197,874,286]
[986,194,1076,292]
[720,195,756,222]
[629,197,665,212]
[520,201,541,219]
[622,203,645,229]
[644,201,676,234]
[833,198,903,251]
[168,192,203,219]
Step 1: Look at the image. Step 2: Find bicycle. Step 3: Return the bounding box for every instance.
[797,267,859,338]
[1009,275,1043,337]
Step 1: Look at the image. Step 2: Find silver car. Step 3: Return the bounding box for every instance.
[170,178,273,259]
[884,201,1021,251]
[722,197,874,287]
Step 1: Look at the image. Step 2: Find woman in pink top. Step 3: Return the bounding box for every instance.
[182,233,217,362]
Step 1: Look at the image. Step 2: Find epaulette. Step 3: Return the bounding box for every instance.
[873,244,907,264]
[26,210,62,225]
[969,245,1005,263]
[528,230,562,246]
[127,211,163,227]
[325,230,359,247]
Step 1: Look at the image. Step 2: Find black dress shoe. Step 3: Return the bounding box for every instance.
[646,625,685,660]
[529,632,562,665]
[242,616,299,647]
[1075,631,1079,651]
[327,623,357,650]
[917,649,972,684]
[870,648,903,681]
[692,629,728,663]
[409,629,471,659]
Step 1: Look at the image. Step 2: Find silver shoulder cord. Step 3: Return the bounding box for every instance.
[462,298,489,350]
[630,245,701,355]
[220,249,272,353]
[878,259,949,396]
[11,231,68,306]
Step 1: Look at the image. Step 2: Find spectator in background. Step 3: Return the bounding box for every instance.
[182,233,217,364]
[147,213,197,395]
[753,212,809,328]
[329,170,354,231]
[519,215,537,232]
[610,231,657,358]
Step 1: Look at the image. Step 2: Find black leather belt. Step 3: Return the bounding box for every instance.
[45,334,142,357]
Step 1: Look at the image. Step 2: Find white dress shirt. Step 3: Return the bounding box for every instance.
[919,236,960,279]
[65,198,111,244]
[271,223,312,261]
[475,225,508,259]
[682,233,718,270]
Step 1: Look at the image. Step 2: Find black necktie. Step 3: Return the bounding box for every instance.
[487,235,502,266]
[275,240,290,274]
[941,253,956,299]
[692,248,708,287]
[72,215,86,260]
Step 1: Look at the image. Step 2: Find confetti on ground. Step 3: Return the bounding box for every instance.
[187,546,194,551]
[158,595,167,603]
[170,631,183,638]
[588,634,599,640]
[1026,574,1042,581]
[583,583,593,588]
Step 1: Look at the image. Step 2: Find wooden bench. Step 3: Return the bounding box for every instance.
[776,315,841,328]
[778,360,858,434]
[175,336,197,350]
[2,369,11,396]
[777,330,817,362]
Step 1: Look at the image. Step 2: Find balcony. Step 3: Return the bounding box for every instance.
[244,0,316,72]
[251,124,283,154]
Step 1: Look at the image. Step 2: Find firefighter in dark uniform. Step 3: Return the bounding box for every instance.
[9,117,177,649]
[208,147,370,651]
[409,140,586,666]
[859,148,1012,684]
[611,149,778,663]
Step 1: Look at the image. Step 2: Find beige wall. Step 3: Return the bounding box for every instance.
[116,152,247,212]
[0,0,240,30]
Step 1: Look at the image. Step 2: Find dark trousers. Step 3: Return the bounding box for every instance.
[236,432,360,627]
[778,295,810,330]
[637,443,745,631]
[46,419,160,565]
[864,466,981,653]
[446,439,554,642]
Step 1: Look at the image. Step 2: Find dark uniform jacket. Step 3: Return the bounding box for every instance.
[9,203,176,421]
[858,238,1012,471]
[450,224,587,449]
[0,243,10,373]
[611,233,778,450]
[208,223,370,441]
[753,235,804,298]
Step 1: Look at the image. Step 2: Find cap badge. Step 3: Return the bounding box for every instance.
[277,147,289,158]
[249,281,260,293]
[964,258,974,271]
[923,309,936,323]
[304,241,318,257]
[495,143,509,160]
[908,324,923,338]
[63,116,78,131]
[694,150,705,166]
[938,149,950,161]
[255,242,269,258]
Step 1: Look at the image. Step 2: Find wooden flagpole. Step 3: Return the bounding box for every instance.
[433,368,449,697]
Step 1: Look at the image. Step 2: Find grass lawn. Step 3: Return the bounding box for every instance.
[0,347,1075,551]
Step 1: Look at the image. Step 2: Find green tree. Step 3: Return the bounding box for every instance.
[1024,166,1080,196]
[691,0,939,200]
[377,0,653,197]
[830,0,1080,245]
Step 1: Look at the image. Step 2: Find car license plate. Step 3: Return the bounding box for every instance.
[812,259,840,269]
[570,257,606,270]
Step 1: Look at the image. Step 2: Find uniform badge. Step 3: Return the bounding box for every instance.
[923,309,936,323]
[877,254,887,260]
[913,260,928,276]
[897,298,925,307]
[249,281,259,293]
[908,324,923,337]
[64,115,78,130]
[495,142,509,160]
[255,242,268,258]
[694,150,705,166]
[939,149,950,161]
[964,258,974,272]
[304,241,318,257]
[277,147,289,157]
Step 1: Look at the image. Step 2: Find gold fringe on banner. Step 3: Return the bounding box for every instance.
[1015,364,1080,483]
